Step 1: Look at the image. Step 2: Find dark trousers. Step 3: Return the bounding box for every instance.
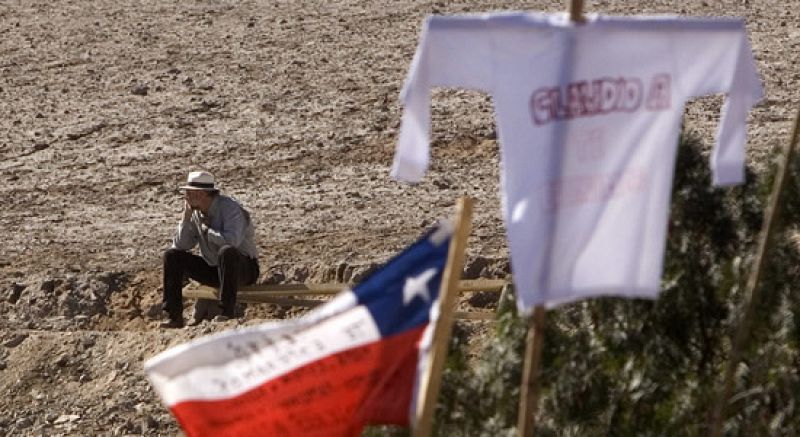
[163,246,259,320]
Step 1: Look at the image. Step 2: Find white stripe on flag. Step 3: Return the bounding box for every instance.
[146,292,382,406]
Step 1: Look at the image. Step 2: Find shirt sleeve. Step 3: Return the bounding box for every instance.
[172,214,199,251]
[671,20,763,185]
[391,16,495,183]
[206,201,250,249]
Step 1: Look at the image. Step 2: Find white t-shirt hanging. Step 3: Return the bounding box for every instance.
[391,13,763,311]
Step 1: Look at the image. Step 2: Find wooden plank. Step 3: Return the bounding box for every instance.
[250,297,324,307]
[458,279,507,292]
[453,311,495,321]
[183,282,501,321]
[183,278,509,300]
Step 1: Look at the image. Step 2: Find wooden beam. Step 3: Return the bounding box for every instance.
[183,281,500,321]
[183,278,509,300]
[516,306,547,437]
[413,197,475,437]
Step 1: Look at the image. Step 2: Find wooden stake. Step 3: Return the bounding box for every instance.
[517,305,547,437]
[516,4,585,436]
[708,108,800,437]
[569,0,586,23]
[412,197,474,437]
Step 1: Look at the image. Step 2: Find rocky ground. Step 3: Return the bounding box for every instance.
[1,0,798,435]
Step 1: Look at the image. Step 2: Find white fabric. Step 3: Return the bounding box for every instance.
[392,13,763,311]
[145,290,365,405]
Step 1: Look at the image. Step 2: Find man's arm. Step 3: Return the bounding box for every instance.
[205,200,249,248]
[172,201,199,250]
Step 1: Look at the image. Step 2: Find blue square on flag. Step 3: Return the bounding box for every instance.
[145,222,453,437]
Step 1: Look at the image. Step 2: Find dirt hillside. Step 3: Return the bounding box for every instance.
[1,0,798,434]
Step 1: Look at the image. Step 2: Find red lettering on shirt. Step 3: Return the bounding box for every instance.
[529,74,671,125]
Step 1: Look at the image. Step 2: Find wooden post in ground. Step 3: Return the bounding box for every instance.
[516,4,585,437]
[412,197,474,437]
[709,108,800,437]
[516,305,548,437]
[569,0,586,23]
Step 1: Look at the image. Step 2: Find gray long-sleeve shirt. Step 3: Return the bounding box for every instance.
[171,194,258,266]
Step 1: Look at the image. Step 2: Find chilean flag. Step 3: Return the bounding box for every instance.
[145,222,452,436]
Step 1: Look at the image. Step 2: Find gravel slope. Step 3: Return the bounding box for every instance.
[1,0,798,434]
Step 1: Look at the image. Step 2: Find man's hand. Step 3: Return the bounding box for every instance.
[183,200,193,222]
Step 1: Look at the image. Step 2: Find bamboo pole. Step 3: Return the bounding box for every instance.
[709,108,800,437]
[412,197,474,437]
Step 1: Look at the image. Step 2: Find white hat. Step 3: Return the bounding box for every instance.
[179,171,218,191]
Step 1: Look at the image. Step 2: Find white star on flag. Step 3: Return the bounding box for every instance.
[402,267,437,305]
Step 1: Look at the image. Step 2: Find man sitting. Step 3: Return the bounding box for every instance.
[161,171,259,328]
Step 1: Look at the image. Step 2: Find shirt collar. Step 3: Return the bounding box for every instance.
[206,195,221,218]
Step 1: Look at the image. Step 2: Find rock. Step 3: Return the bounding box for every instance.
[262,269,286,284]
[131,83,149,96]
[114,420,134,434]
[81,336,95,349]
[463,256,491,280]
[143,415,159,431]
[54,354,69,367]
[33,142,49,151]
[4,334,28,348]
[467,291,498,309]
[335,262,351,282]
[289,265,309,282]
[40,280,57,293]
[351,262,379,283]
[53,414,80,424]
[9,283,25,304]
[65,121,107,140]
[129,421,143,434]
[191,298,221,322]
[15,417,33,429]
[145,302,165,319]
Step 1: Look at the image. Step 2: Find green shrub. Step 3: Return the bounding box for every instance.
[433,129,800,436]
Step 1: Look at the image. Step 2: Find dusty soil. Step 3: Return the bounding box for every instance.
[1,0,798,435]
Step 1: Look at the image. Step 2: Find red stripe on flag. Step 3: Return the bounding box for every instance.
[170,326,426,437]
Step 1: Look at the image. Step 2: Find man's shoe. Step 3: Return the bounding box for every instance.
[213,315,230,322]
[159,318,185,329]
[220,305,236,319]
